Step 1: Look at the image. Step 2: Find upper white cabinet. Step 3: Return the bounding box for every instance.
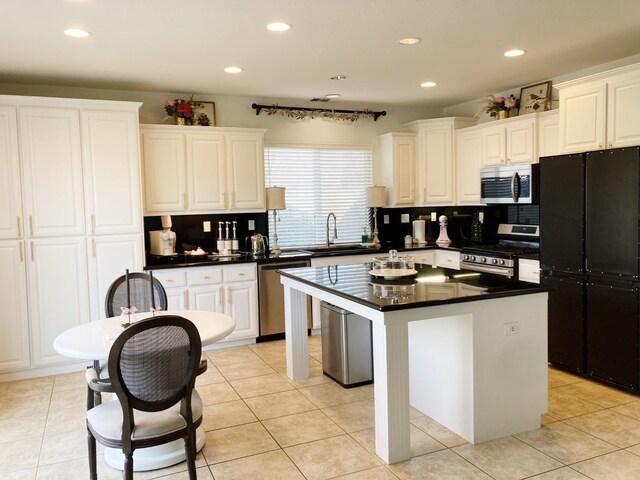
[558,63,640,153]
[0,106,22,239]
[81,110,142,235]
[537,110,560,158]
[19,107,85,237]
[141,125,267,215]
[376,132,416,206]
[405,117,475,206]
[482,116,536,166]
[455,127,483,204]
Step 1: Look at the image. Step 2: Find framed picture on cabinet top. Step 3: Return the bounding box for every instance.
[517,81,551,116]
[193,101,216,126]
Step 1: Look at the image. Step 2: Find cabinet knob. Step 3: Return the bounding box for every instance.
[608,142,613,148]
[166,279,174,283]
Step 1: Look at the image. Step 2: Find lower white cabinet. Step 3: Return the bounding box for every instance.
[0,241,30,373]
[29,237,90,367]
[153,263,258,343]
[435,249,461,270]
[518,259,540,284]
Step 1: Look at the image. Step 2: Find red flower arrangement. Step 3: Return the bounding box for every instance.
[164,98,195,120]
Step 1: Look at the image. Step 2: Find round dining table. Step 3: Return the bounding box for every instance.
[53,310,235,472]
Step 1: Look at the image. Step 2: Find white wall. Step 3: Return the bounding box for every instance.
[0,82,441,147]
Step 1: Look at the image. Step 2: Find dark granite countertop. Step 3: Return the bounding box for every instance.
[278,262,550,312]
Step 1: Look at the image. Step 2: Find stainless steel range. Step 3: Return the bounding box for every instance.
[460,224,540,278]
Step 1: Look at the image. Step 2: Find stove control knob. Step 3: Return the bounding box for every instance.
[491,258,498,264]
[480,257,487,263]
[470,256,476,261]
[499,259,505,265]
[463,254,469,261]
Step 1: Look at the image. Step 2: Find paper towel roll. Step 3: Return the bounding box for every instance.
[412,220,426,244]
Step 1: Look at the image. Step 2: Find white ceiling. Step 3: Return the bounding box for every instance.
[3,0,640,108]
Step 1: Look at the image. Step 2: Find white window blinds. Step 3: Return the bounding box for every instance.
[264,146,373,248]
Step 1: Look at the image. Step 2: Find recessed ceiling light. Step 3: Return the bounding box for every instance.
[267,22,292,32]
[223,66,243,74]
[399,37,421,45]
[324,94,341,99]
[64,28,90,38]
[330,75,348,81]
[504,49,525,57]
[420,81,437,88]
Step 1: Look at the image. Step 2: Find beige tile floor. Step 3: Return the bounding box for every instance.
[3,336,640,479]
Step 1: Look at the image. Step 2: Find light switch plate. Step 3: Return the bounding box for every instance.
[401,213,410,223]
[431,212,437,222]
[203,221,211,232]
[383,215,390,224]
[248,219,255,230]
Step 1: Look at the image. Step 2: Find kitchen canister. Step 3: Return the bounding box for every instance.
[412,219,426,245]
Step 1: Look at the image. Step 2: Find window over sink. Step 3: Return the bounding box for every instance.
[264,146,373,248]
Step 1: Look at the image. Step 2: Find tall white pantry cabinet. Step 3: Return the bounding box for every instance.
[0,96,144,377]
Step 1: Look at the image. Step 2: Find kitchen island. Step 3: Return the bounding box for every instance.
[279,263,550,464]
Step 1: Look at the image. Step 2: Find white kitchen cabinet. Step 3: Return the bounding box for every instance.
[141,125,267,214]
[29,237,90,367]
[81,109,142,235]
[410,249,436,266]
[518,258,540,284]
[19,106,85,237]
[537,110,560,158]
[152,263,259,343]
[558,63,640,153]
[455,127,484,205]
[435,249,460,270]
[0,106,22,240]
[86,234,144,321]
[482,116,536,166]
[404,117,476,206]
[376,132,416,206]
[0,241,30,372]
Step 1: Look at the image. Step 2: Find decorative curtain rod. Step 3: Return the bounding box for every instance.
[251,103,386,122]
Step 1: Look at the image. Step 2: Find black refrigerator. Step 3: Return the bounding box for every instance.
[540,146,640,392]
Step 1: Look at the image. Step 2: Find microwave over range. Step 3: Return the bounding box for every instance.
[480,163,539,204]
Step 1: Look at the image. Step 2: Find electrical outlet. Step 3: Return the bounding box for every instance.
[504,322,520,336]
[401,213,410,223]
[478,211,484,223]
[430,212,437,221]
[248,219,255,230]
[383,214,390,224]
[203,221,211,232]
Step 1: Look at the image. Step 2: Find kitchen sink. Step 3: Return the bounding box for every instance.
[300,244,370,255]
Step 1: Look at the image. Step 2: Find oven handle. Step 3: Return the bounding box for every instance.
[460,261,513,277]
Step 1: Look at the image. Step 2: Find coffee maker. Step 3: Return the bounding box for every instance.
[149,215,177,256]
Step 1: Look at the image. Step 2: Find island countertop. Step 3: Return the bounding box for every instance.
[277,262,549,312]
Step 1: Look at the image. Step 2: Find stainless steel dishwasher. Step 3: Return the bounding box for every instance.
[258,260,311,339]
[321,301,373,387]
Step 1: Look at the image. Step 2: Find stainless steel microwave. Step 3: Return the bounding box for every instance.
[480,163,539,204]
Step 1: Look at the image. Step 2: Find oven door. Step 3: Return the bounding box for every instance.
[480,164,538,204]
[460,260,514,277]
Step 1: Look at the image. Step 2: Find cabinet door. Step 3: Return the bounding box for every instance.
[81,110,142,235]
[224,281,258,340]
[28,237,90,366]
[142,130,186,213]
[482,124,506,166]
[0,241,30,372]
[543,274,585,373]
[456,129,483,204]
[19,107,85,236]
[435,250,460,270]
[166,288,188,311]
[422,125,454,204]
[186,133,227,211]
[189,284,224,313]
[586,281,639,391]
[506,118,536,163]
[518,259,540,284]
[559,83,606,153]
[607,73,640,148]
[86,234,143,321]
[537,111,560,157]
[225,133,265,211]
[392,135,416,205]
[0,106,23,239]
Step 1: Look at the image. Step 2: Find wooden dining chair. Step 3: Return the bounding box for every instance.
[105,272,168,318]
[85,315,203,480]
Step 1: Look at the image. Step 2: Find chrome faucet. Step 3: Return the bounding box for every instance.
[326,212,337,247]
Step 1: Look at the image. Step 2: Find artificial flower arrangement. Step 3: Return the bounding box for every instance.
[483,94,519,118]
[164,96,211,126]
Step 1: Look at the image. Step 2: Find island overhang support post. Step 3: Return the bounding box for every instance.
[372,319,411,464]
[283,285,309,381]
